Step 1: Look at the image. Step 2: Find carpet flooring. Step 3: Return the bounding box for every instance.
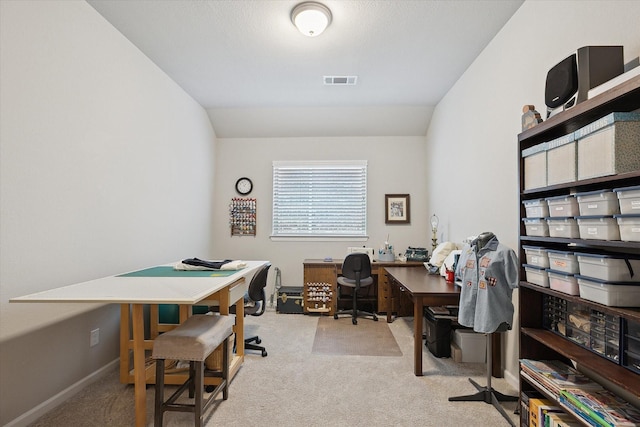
[312,316,402,356]
[29,308,520,426]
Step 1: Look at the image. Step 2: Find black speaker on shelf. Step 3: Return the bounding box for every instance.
[545,45,624,118]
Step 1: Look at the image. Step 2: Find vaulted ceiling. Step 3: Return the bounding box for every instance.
[87,0,524,138]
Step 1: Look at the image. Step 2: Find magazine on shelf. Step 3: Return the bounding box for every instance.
[520,359,603,397]
[560,388,640,427]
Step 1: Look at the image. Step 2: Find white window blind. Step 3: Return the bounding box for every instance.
[272,160,367,238]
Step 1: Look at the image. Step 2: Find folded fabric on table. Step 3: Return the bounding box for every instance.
[175,258,232,271]
[174,258,247,271]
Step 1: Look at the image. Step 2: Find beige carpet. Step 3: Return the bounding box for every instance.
[29,308,519,426]
[312,316,402,356]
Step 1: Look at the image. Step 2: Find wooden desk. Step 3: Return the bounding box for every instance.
[303,259,423,316]
[384,267,461,376]
[11,260,269,427]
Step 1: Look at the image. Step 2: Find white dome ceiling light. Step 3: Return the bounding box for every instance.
[291,2,332,37]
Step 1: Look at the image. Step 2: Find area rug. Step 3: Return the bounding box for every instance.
[311,316,402,356]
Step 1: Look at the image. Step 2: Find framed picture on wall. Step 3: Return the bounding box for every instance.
[385,194,410,224]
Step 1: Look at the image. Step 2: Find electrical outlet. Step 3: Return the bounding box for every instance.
[90,328,99,347]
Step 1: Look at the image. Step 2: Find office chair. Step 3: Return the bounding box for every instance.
[231,263,271,357]
[333,253,378,325]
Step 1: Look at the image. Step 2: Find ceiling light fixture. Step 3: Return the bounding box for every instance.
[291,2,332,37]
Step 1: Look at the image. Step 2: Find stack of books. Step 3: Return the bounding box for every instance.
[559,388,640,427]
[520,359,602,399]
[520,359,640,426]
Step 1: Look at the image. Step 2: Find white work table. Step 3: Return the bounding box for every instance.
[11,260,270,427]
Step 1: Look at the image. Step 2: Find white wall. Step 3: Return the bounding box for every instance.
[0,1,216,424]
[213,136,430,299]
[426,0,640,387]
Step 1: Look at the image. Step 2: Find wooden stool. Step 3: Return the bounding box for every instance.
[152,313,235,426]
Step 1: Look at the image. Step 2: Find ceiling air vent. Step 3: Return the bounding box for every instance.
[324,76,357,85]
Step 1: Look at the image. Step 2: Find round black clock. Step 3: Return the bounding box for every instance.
[235,177,253,195]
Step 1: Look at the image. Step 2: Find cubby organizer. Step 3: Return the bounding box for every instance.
[229,197,256,236]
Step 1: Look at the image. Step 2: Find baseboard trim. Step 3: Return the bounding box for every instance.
[503,368,519,391]
[5,358,119,427]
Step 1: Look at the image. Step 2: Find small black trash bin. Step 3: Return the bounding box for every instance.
[424,306,455,358]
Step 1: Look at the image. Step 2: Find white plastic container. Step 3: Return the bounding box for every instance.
[524,264,550,287]
[522,245,550,268]
[522,199,549,218]
[614,185,640,214]
[546,217,580,238]
[546,250,580,274]
[548,270,580,295]
[546,195,580,217]
[576,216,620,240]
[575,190,620,216]
[576,275,640,307]
[453,329,486,363]
[576,253,640,282]
[522,218,549,237]
[614,214,640,242]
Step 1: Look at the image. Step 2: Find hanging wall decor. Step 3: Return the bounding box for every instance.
[230,197,256,236]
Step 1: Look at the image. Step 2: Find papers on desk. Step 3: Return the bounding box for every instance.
[174,259,247,271]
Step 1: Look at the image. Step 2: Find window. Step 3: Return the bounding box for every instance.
[272,160,367,239]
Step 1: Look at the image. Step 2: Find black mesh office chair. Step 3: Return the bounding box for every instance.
[231,263,271,357]
[333,253,377,325]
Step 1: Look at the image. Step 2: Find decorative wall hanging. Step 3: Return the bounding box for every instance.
[230,197,256,236]
[385,194,410,224]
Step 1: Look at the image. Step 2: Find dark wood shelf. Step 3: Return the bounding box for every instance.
[521,327,640,397]
[517,73,640,426]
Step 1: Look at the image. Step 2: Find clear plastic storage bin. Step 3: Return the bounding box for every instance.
[522,218,549,237]
[614,214,640,242]
[576,275,640,307]
[576,190,620,216]
[576,253,640,282]
[524,264,549,287]
[522,245,550,268]
[522,199,549,218]
[547,250,580,274]
[546,217,580,238]
[576,216,620,240]
[614,185,640,215]
[546,194,580,217]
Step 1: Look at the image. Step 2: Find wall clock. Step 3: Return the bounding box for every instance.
[235,177,253,195]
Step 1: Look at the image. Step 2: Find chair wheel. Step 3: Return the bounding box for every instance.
[256,338,262,344]
[261,350,267,357]
[373,316,378,321]
[205,385,215,393]
[334,314,338,319]
[352,318,357,325]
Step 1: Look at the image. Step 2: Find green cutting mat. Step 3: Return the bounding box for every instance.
[118,266,237,278]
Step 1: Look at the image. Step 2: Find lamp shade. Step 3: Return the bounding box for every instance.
[291,2,332,37]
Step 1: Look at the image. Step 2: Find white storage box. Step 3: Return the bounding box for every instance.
[546,250,580,274]
[523,218,550,237]
[522,245,550,268]
[522,143,547,190]
[576,275,640,307]
[548,270,580,295]
[614,214,640,242]
[575,190,620,216]
[576,253,640,282]
[547,133,577,185]
[452,329,486,363]
[575,112,640,180]
[576,216,620,240]
[546,217,580,238]
[524,264,550,287]
[546,195,580,217]
[614,185,640,214]
[522,199,549,218]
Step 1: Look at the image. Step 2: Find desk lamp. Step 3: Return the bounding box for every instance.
[430,214,439,252]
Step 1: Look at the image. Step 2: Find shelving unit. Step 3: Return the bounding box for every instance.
[518,75,640,425]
